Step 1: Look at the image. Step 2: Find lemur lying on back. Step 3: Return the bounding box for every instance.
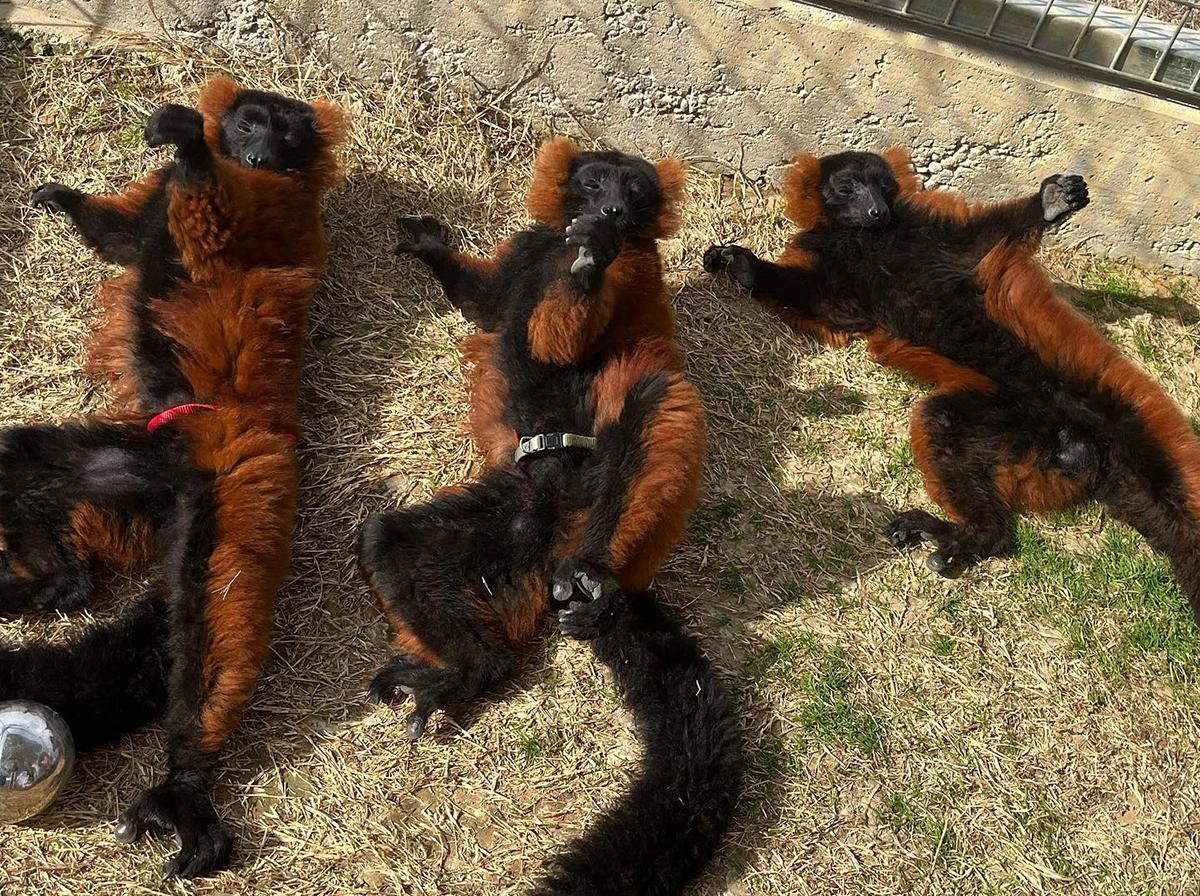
[1,79,344,878]
[707,149,1200,621]
[358,139,740,896]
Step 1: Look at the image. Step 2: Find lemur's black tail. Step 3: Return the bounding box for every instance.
[532,595,742,896]
[0,590,170,748]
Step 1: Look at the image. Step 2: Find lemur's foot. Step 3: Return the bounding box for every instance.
[884,509,950,550]
[887,510,1015,575]
[1040,174,1089,224]
[144,104,205,150]
[552,556,624,640]
[115,773,232,880]
[367,654,447,742]
[395,215,452,257]
[565,213,622,291]
[703,244,758,289]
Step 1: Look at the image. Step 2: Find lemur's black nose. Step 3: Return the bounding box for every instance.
[245,153,263,168]
[602,205,624,218]
[868,206,883,219]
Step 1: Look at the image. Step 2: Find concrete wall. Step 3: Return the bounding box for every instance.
[5,0,1198,272]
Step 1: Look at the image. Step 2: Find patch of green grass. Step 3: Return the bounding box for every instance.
[759,631,885,754]
[885,368,928,393]
[716,564,749,596]
[1077,265,1197,324]
[885,441,918,487]
[1012,522,1199,687]
[515,726,565,762]
[794,385,867,418]
[1011,800,1074,879]
[847,422,888,454]
[117,122,145,150]
[1084,270,1141,298]
[689,494,745,541]
[1190,417,1200,439]
[1048,501,1100,528]
[930,633,955,657]
[1130,321,1167,369]
[879,784,961,863]
[777,577,810,607]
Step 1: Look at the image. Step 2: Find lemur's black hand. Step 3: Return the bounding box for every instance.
[144,104,205,150]
[552,556,625,640]
[703,244,759,290]
[1039,174,1089,224]
[395,214,452,258]
[566,213,623,292]
[30,182,82,215]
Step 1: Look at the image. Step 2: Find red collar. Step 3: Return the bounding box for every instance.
[146,403,298,444]
[146,403,216,433]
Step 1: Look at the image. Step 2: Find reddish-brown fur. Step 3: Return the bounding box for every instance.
[434,139,702,653]
[78,80,341,757]
[778,146,1140,520]
[976,243,1200,521]
[461,331,519,467]
[157,265,317,750]
[67,503,156,571]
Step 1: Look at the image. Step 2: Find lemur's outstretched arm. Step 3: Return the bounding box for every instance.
[395,216,508,330]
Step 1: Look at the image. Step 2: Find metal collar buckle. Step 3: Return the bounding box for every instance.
[513,431,597,465]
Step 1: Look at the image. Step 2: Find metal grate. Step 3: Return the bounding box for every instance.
[823,0,1200,104]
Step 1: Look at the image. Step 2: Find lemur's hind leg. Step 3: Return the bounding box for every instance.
[358,468,554,741]
[888,391,1098,573]
[887,391,1023,574]
[0,422,173,614]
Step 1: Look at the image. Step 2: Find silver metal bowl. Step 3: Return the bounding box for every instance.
[0,700,75,824]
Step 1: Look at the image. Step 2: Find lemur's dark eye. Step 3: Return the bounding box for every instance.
[237,120,254,135]
[584,179,601,193]
[627,180,644,197]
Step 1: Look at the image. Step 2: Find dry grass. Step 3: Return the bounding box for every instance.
[2,25,1200,896]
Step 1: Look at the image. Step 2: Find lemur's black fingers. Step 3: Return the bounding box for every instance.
[702,245,731,274]
[925,551,951,574]
[30,182,80,215]
[143,104,205,150]
[405,699,436,742]
[1041,174,1091,222]
[395,215,451,255]
[116,777,231,880]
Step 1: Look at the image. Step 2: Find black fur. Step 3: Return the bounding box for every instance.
[533,594,742,896]
[0,589,169,746]
[705,154,1200,618]
[6,87,324,878]
[362,149,740,894]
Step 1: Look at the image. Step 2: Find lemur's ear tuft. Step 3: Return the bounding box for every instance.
[311,99,349,151]
[783,153,827,231]
[648,156,687,240]
[198,76,241,153]
[526,137,581,228]
[882,146,923,196]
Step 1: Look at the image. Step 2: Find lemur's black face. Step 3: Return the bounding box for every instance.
[564,151,662,234]
[220,90,319,172]
[819,151,899,230]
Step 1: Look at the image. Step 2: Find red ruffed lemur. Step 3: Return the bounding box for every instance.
[705,148,1200,618]
[0,78,344,877]
[357,138,741,895]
